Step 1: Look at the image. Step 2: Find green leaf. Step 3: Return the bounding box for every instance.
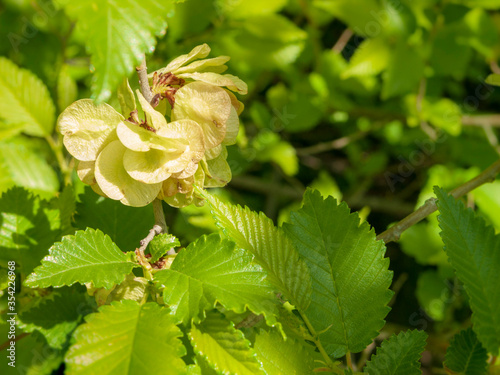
[200,190,312,311]
[315,0,415,38]
[0,57,55,137]
[117,78,136,116]
[187,364,203,375]
[25,228,137,289]
[485,74,500,86]
[189,311,264,375]
[18,288,88,349]
[364,330,428,375]
[216,0,287,19]
[342,37,391,78]
[75,186,155,252]
[436,187,500,356]
[57,64,78,112]
[424,98,462,136]
[148,233,180,263]
[65,300,186,375]
[452,0,500,9]
[444,328,488,375]
[463,8,498,58]
[253,130,299,175]
[283,189,393,358]
[0,187,60,276]
[97,274,149,305]
[57,184,77,236]
[382,43,424,100]
[314,0,382,38]
[449,0,500,9]
[0,121,24,141]
[431,24,472,80]
[254,329,317,374]
[154,234,278,326]
[473,181,500,230]
[416,270,447,321]
[218,14,307,71]
[265,80,324,133]
[399,222,448,266]
[63,0,173,102]
[0,269,8,291]
[0,140,60,196]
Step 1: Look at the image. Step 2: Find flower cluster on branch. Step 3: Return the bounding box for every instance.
[58,44,247,207]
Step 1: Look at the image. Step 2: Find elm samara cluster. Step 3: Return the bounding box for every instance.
[58,44,247,207]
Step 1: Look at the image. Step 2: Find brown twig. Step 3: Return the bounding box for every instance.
[135,57,171,260]
[377,159,500,243]
[357,340,376,370]
[490,60,500,74]
[153,199,167,233]
[461,114,500,127]
[136,57,168,235]
[416,78,438,140]
[332,29,353,54]
[296,130,372,155]
[481,125,500,155]
[137,225,162,263]
[345,352,354,371]
[136,56,153,103]
[230,175,414,216]
[388,273,409,307]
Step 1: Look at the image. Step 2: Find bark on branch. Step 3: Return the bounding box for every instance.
[135,56,170,258]
[377,159,500,243]
[136,56,154,103]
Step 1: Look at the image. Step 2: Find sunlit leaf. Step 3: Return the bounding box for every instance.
[0,140,60,196]
[57,64,78,112]
[63,0,174,102]
[117,78,136,116]
[0,57,55,137]
[201,191,312,311]
[0,187,59,276]
[25,228,137,289]
[342,37,391,78]
[155,234,278,326]
[283,189,393,358]
[486,73,500,86]
[189,311,264,375]
[65,300,186,375]
[254,329,317,374]
[148,233,180,263]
